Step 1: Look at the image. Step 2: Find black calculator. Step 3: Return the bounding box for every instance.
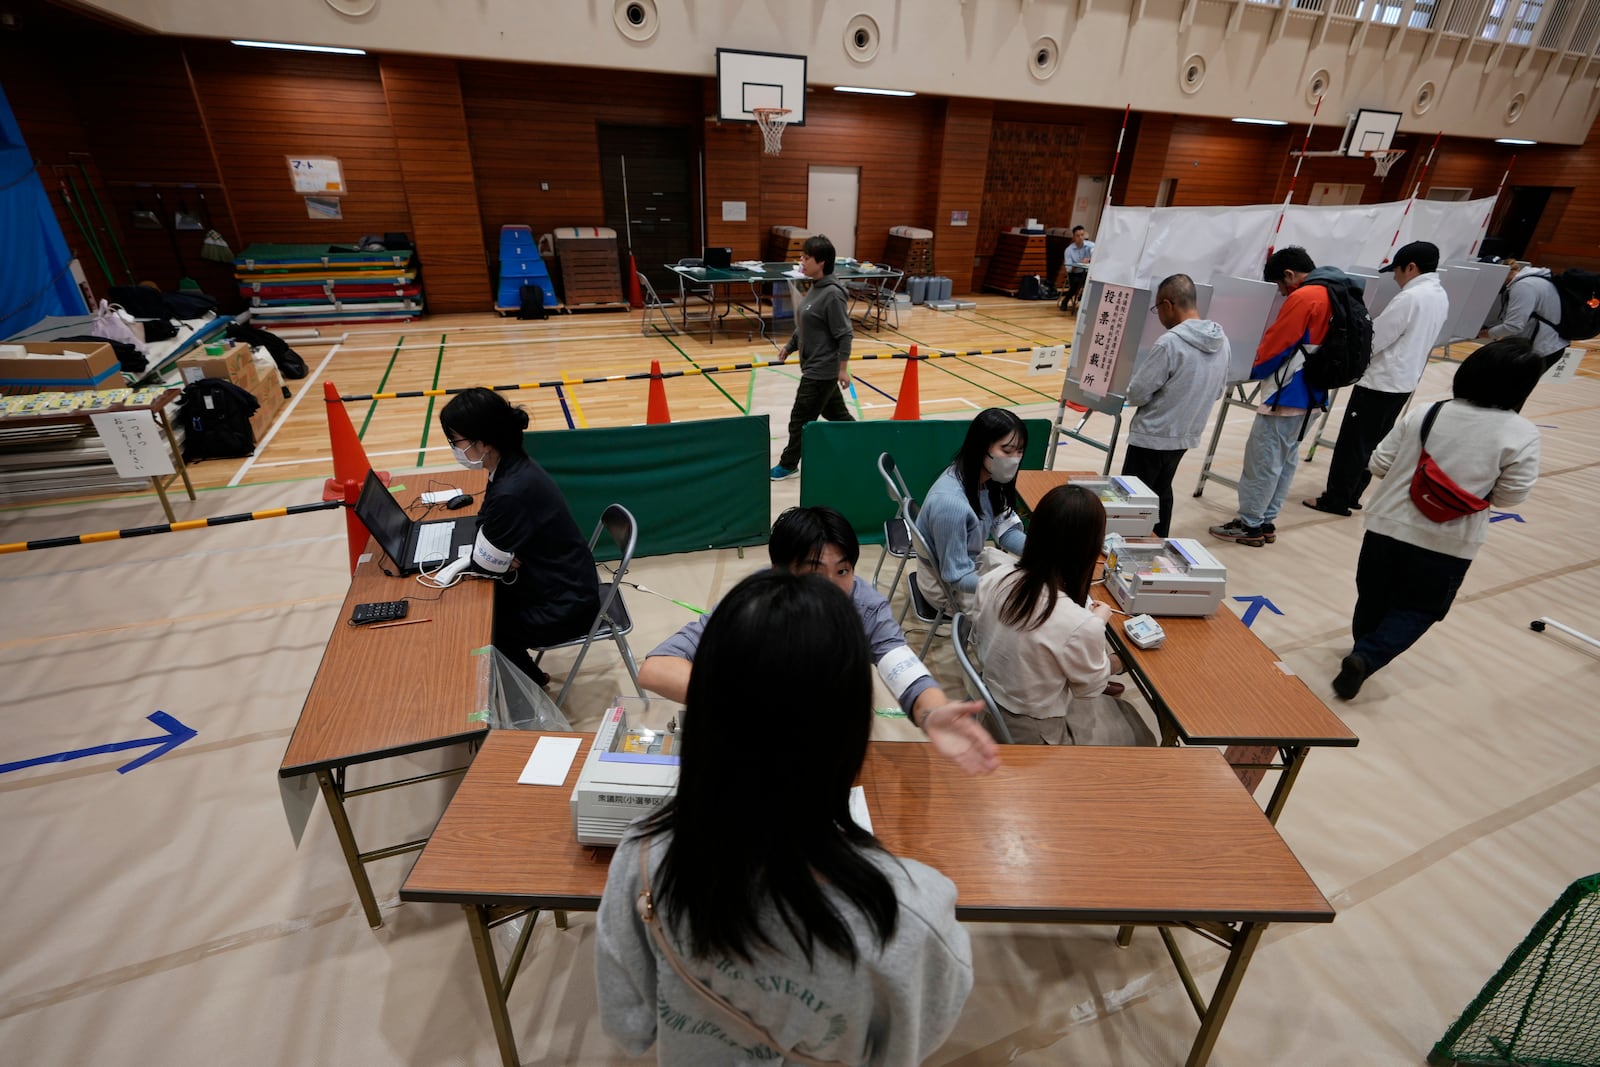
[350,600,408,625]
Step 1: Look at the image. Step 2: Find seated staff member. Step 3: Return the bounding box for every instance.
[973,485,1149,746]
[438,388,600,687]
[638,507,998,777]
[597,571,974,1066]
[914,408,1028,613]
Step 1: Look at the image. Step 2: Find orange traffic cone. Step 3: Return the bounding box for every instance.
[892,345,921,421]
[646,360,672,424]
[322,381,387,574]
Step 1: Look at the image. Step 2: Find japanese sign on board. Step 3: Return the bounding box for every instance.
[91,411,174,478]
[1078,283,1133,397]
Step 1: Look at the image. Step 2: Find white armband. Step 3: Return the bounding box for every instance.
[876,644,932,700]
[471,529,515,574]
[995,508,1023,540]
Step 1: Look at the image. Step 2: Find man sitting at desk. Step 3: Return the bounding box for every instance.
[638,506,998,776]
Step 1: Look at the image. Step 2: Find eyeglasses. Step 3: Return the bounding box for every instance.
[1150,299,1170,314]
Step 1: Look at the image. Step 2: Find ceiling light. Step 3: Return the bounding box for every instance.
[232,40,367,55]
[833,85,916,97]
[1495,137,1537,145]
[1232,117,1288,126]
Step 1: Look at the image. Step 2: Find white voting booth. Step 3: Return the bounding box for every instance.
[1050,196,1497,491]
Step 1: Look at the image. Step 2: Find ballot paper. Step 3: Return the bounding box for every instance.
[518,736,581,786]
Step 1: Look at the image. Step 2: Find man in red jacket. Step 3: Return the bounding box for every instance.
[1209,246,1342,547]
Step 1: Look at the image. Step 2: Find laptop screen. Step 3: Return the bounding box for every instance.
[703,246,733,270]
[353,470,412,565]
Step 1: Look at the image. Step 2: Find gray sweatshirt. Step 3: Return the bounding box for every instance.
[1123,318,1231,450]
[1488,267,1566,359]
[783,273,854,380]
[596,830,973,1066]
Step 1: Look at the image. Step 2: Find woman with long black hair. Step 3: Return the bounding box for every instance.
[596,571,973,1065]
[913,408,1028,613]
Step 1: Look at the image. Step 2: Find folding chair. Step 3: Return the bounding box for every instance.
[950,613,1015,744]
[900,517,959,659]
[872,452,915,598]
[532,504,645,710]
[847,270,902,331]
[673,257,718,337]
[638,273,681,337]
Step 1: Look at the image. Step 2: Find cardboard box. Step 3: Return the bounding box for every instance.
[249,379,284,438]
[176,343,252,386]
[0,342,122,394]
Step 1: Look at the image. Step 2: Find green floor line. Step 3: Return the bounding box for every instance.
[659,334,746,413]
[357,335,407,440]
[744,369,757,412]
[954,355,1060,403]
[926,356,1023,405]
[416,333,448,467]
[962,305,1072,346]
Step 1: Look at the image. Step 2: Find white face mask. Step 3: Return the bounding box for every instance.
[985,452,1021,482]
[451,442,484,470]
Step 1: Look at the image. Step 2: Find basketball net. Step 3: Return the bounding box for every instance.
[1366,149,1406,179]
[752,108,790,156]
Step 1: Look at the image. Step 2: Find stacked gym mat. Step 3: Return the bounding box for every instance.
[234,243,424,326]
[495,226,557,313]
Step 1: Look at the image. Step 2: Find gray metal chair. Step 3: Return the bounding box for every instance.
[950,612,1015,744]
[674,257,718,335]
[532,504,645,710]
[638,273,681,337]
[872,451,915,597]
[900,516,959,658]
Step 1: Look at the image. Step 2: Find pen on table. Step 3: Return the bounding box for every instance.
[370,617,433,631]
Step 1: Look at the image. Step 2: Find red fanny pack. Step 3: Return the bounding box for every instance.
[1409,401,1490,523]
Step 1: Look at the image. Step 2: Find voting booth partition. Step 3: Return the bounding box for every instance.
[797,418,1054,548]
[526,415,771,561]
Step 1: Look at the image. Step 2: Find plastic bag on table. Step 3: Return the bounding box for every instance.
[485,648,572,732]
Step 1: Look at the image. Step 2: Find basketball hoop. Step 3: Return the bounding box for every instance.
[1365,148,1406,178]
[752,107,791,156]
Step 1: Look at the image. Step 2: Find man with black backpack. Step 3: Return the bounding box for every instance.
[1482,262,1570,369]
[1210,246,1362,548]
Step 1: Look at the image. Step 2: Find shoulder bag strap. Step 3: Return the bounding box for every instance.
[635,846,854,1067]
[1418,400,1445,448]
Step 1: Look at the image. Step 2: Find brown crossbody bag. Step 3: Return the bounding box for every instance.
[1409,401,1491,523]
[634,846,857,1067]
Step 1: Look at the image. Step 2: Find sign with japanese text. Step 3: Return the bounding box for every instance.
[286,156,345,195]
[91,411,174,479]
[1079,283,1133,397]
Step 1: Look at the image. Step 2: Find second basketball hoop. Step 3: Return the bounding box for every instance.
[752,107,791,156]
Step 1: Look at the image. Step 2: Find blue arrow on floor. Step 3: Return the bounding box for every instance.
[1489,511,1525,523]
[0,711,196,776]
[1232,594,1284,628]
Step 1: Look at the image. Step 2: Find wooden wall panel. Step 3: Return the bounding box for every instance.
[977,121,1080,248]
[380,56,490,312]
[935,99,994,292]
[1122,113,1174,207]
[1161,118,1287,206]
[703,78,763,258]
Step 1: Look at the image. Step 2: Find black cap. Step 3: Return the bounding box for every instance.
[1380,240,1441,274]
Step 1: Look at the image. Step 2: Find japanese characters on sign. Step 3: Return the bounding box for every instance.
[1079,283,1134,398]
[91,411,175,479]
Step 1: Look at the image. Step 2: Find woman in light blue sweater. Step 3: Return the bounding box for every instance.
[914,409,1028,612]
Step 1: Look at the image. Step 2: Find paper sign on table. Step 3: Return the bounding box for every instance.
[518,736,582,785]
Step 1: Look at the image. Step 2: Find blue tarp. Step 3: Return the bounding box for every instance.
[0,84,89,339]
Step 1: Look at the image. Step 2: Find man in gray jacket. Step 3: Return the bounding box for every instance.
[1482,262,1567,369]
[771,234,853,480]
[1120,273,1230,537]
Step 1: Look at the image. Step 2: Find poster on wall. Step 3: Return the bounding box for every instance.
[1078,283,1133,397]
[286,156,345,195]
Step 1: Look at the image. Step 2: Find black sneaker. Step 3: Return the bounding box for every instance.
[1332,653,1369,700]
[1260,523,1277,544]
[1208,519,1265,547]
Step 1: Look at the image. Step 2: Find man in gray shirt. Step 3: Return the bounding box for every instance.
[1483,262,1567,369]
[1120,273,1231,537]
[638,506,998,776]
[771,234,853,480]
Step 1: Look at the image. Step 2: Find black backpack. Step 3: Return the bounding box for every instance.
[1296,276,1373,394]
[178,379,259,461]
[1517,269,1600,341]
[518,283,549,320]
[225,322,308,381]
[1017,275,1047,300]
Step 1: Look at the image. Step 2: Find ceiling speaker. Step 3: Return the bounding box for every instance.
[614,0,659,43]
[1180,54,1206,95]
[1413,81,1436,116]
[1506,92,1527,124]
[324,0,377,15]
[845,13,881,62]
[1306,68,1331,106]
[1029,36,1061,81]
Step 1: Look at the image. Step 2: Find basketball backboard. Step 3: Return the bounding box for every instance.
[716,48,806,125]
[1345,108,1401,158]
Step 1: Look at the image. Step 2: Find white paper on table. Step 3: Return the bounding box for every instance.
[420,488,460,504]
[848,785,874,834]
[518,736,582,785]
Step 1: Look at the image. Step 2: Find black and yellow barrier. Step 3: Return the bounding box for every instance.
[336,345,1049,403]
[0,500,345,554]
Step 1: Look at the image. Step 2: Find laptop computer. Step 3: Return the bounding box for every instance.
[353,470,478,574]
[703,246,733,270]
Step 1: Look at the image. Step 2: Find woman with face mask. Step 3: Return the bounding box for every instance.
[438,388,600,687]
[912,408,1028,613]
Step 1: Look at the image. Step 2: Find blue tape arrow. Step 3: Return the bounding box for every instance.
[1232,594,1284,628]
[1489,511,1525,523]
[0,711,196,776]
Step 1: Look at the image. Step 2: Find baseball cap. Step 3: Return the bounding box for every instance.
[1380,240,1440,274]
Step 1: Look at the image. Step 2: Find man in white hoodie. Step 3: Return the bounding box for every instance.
[1305,241,1450,517]
[1120,273,1231,537]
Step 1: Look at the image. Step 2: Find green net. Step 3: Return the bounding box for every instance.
[1429,874,1600,1067]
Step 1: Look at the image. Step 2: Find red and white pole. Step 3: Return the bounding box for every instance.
[1101,104,1132,222]
[1269,94,1323,260]
[1380,131,1445,266]
[1469,155,1516,258]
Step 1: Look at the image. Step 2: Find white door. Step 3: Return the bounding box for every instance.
[1073,175,1108,236]
[807,166,860,259]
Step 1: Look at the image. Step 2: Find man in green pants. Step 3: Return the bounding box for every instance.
[770,234,853,480]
